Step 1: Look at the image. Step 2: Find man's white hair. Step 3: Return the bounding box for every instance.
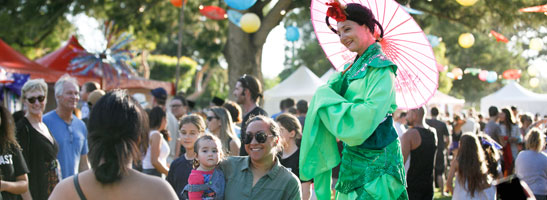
[54,74,79,100]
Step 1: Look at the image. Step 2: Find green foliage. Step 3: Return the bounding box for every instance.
[146,54,197,92]
[264,76,281,91]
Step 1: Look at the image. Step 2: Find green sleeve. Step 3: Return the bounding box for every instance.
[317,67,396,146]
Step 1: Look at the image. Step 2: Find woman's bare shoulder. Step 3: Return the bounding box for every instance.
[48,174,82,200]
[129,171,178,199]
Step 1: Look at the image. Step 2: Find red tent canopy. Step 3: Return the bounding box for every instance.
[36,36,173,93]
[0,39,64,83]
[0,38,99,84]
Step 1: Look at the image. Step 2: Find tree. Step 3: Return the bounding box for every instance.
[223,0,307,95]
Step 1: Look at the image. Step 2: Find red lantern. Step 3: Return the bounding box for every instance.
[502,69,521,80]
[170,0,187,8]
[199,6,227,20]
[490,30,509,43]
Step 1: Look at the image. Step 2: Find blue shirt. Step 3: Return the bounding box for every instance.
[43,111,88,179]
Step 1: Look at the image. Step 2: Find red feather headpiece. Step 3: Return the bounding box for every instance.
[326,1,347,22]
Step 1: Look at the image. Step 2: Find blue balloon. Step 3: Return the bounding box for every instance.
[486,71,497,83]
[286,26,300,42]
[224,0,257,10]
[227,10,242,27]
[426,35,440,47]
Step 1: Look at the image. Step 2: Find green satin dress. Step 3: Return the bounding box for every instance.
[299,43,408,200]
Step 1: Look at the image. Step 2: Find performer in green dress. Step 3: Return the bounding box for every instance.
[299,1,407,200]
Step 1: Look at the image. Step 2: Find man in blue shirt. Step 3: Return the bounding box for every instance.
[43,75,89,179]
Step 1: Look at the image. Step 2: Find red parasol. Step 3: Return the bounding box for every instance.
[519,4,547,13]
[311,0,439,109]
[490,30,509,43]
[200,6,227,20]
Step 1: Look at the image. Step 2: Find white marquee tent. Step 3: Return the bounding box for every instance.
[427,90,465,117]
[480,81,547,115]
[264,67,324,114]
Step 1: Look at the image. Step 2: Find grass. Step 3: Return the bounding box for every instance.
[434,188,452,200]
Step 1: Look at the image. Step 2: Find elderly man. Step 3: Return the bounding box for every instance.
[220,115,301,200]
[232,74,268,156]
[43,75,89,179]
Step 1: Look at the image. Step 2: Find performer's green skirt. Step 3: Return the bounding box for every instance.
[335,139,408,200]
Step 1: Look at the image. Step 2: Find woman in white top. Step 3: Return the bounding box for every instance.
[447,133,496,200]
[143,106,170,177]
[515,128,547,200]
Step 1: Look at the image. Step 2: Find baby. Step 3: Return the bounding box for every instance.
[183,135,225,200]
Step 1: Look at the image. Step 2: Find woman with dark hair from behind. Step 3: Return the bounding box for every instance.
[477,133,502,179]
[446,133,495,199]
[515,128,547,200]
[142,107,170,177]
[0,104,29,199]
[49,90,177,200]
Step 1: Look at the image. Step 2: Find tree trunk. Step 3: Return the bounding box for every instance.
[223,0,294,99]
[224,23,263,98]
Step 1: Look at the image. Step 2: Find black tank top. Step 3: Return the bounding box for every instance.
[406,127,437,193]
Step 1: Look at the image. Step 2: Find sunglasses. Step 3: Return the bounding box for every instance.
[27,95,45,104]
[244,131,273,144]
[206,116,219,121]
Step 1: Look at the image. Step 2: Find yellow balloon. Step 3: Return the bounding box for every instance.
[240,13,261,33]
[530,78,539,88]
[456,0,478,6]
[458,33,475,48]
[530,38,544,51]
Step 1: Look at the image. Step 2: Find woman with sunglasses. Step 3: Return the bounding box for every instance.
[16,79,58,199]
[300,1,407,199]
[206,107,240,156]
[219,115,301,199]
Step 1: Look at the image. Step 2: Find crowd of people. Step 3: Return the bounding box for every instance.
[0,71,544,200]
[398,106,547,200]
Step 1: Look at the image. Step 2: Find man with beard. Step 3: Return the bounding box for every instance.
[232,74,268,156]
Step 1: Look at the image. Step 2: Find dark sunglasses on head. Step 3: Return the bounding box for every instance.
[27,95,45,104]
[244,131,273,144]
[206,116,219,121]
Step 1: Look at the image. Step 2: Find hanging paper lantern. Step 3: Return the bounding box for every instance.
[286,26,300,42]
[227,10,242,26]
[489,30,509,43]
[446,72,455,79]
[200,6,226,20]
[456,0,479,6]
[529,38,544,51]
[530,78,540,88]
[458,33,475,48]
[502,69,521,80]
[486,71,498,83]
[427,35,441,47]
[436,63,446,72]
[224,0,257,10]
[240,13,260,33]
[528,65,540,77]
[170,0,187,8]
[464,68,481,75]
[452,68,463,79]
[478,70,488,81]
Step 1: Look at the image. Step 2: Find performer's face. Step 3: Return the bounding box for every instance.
[337,20,375,56]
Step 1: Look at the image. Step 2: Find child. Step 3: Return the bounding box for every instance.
[167,114,206,199]
[183,135,225,200]
[446,133,496,199]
